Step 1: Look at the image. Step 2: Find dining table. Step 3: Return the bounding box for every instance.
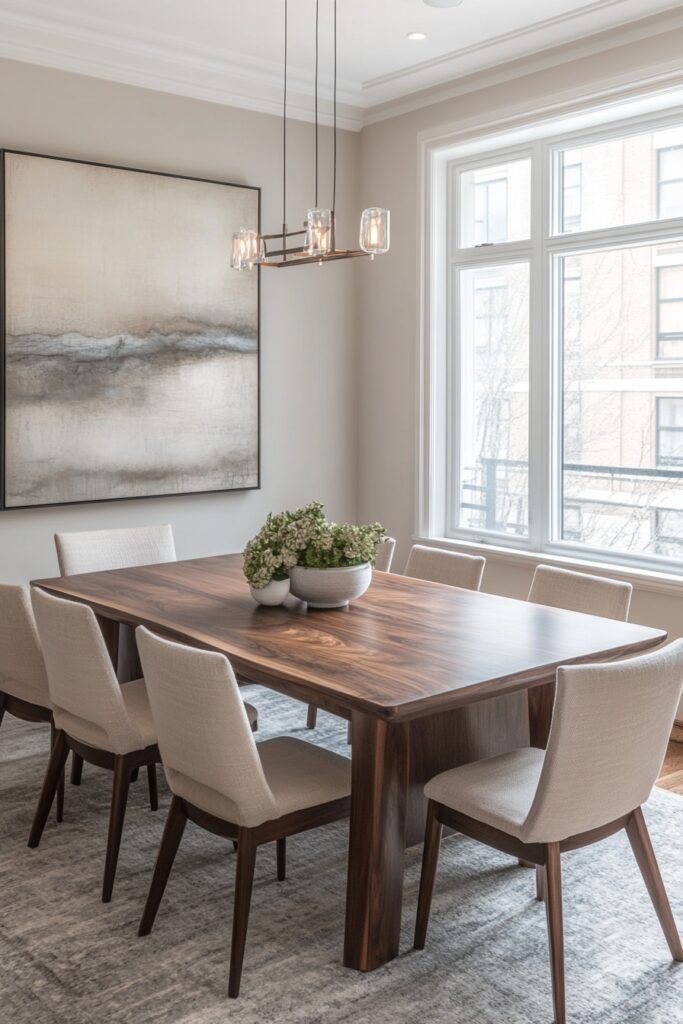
[32,553,666,972]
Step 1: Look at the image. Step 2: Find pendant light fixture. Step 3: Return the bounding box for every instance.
[231,0,390,270]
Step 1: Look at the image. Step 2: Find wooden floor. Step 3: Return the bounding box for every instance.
[657,738,683,795]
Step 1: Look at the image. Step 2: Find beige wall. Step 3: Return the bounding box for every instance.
[0,58,360,581]
[357,25,683,717]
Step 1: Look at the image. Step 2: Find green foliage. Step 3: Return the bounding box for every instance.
[243,501,385,588]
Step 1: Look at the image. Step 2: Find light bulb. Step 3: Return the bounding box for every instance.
[359,208,390,257]
[306,209,333,256]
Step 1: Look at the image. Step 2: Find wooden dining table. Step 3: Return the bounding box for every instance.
[33,553,665,972]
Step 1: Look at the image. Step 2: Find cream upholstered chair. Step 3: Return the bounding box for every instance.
[136,626,351,998]
[404,544,486,591]
[28,587,163,902]
[54,523,177,575]
[414,642,683,1024]
[528,564,632,621]
[374,536,397,573]
[0,585,64,821]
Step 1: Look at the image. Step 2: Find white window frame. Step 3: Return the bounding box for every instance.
[419,93,683,577]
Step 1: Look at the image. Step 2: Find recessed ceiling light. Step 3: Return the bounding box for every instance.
[407,31,428,41]
[424,0,464,8]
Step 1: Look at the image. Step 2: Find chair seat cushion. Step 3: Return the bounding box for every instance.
[424,747,545,840]
[168,736,351,827]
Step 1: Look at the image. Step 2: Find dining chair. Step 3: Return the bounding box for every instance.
[528,564,633,621]
[374,536,397,573]
[136,626,352,998]
[0,584,64,822]
[54,523,177,576]
[404,544,486,591]
[305,534,397,731]
[28,587,163,902]
[414,642,683,1024]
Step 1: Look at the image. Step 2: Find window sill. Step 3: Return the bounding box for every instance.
[412,535,683,599]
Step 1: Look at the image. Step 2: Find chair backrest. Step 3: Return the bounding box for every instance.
[522,640,683,844]
[374,537,396,573]
[0,584,50,708]
[54,524,176,576]
[404,545,485,591]
[528,564,632,621]
[136,627,277,827]
[31,587,146,754]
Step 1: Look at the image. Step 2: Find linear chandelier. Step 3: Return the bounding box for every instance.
[231,0,390,270]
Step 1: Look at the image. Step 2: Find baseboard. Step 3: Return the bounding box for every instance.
[672,720,683,743]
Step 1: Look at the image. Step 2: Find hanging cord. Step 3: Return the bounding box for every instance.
[314,0,319,207]
[282,0,288,242]
[332,0,337,222]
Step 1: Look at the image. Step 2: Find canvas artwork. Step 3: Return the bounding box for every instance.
[1,151,259,508]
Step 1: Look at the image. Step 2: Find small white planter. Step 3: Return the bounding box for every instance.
[250,577,291,606]
[288,563,372,609]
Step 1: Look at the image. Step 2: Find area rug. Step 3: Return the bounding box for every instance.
[1,685,681,1024]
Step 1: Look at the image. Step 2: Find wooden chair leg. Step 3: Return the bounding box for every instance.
[276,838,286,881]
[626,807,683,961]
[0,692,6,729]
[544,843,566,1024]
[130,767,139,783]
[50,721,65,824]
[536,864,545,902]
[229,829,257,998]
[70,753,84,786]
[28,730,69,848]
[139,796,187,936]
[102,755,132,903]
[147,764,158,812]
[306,705,318,730]
[414,801,443,950]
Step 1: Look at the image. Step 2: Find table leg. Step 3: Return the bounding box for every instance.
[344,713,408,971]
[528,680,555,749]
[95,614,120,670]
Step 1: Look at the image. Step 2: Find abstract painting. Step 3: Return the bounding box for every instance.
[1,151,260,508]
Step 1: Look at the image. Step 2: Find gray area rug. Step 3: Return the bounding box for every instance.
[1,685,682,1024]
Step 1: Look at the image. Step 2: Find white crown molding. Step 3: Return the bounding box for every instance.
[0,1,365,131]
[364,7,683,127]
[0,1,679,133]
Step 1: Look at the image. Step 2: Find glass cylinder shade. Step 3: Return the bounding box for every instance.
[360,207,390,257]
[231,229,262,270]
[306,208,332,256]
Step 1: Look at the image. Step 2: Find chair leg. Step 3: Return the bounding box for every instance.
[536,864,545,902]
[102,755,132,903]
[626,807,683,961]
[70,753,84,786]
[276,838,286,881]
[306,705,318,730]
[544,843,566,1024]
[0,692,6,729]
[28,730,69,848]
[229,828,257,998]
[147,764,158,812]
[50,721,65,824]
[414,801,443,950]
[130,767,139,783]
[139,796,187,936]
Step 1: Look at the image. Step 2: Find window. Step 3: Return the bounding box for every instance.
[432,109,683,572]
[657,397,683,466]
[560,151,582,232]
[554,123,683,234]
[658,146,683,219]
[657,264,683,358]
[459,158,531,248]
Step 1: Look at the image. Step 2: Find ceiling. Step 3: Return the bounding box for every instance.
[0,0,679,129]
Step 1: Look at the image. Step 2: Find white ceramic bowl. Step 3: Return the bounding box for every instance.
[288,563,372,609]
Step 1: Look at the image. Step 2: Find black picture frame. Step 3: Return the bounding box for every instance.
[0,149,261,510]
